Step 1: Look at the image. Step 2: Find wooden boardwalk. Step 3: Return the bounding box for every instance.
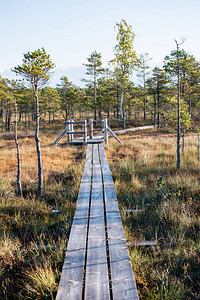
[56,144,139,300]
[71,125,154,145]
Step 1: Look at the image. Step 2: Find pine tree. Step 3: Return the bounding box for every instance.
[83,51,104,120]
[13,48,55,197]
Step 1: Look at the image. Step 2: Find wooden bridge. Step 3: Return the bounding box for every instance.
[52,119,123,146]
[56,143,139,299]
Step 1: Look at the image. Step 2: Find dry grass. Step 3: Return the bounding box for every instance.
[105,128,200,299]
[1,126,199,299]
[0,129,85,299]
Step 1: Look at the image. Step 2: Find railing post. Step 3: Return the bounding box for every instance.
[83,120,87,145]
[70,119,74,142]
[89,119,93,139]
[102,119,104,133]
[104,118,108,144]
[66,120,70,146]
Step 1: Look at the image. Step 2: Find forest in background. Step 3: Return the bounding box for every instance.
[0,45,200,132]
[0,22,200,134]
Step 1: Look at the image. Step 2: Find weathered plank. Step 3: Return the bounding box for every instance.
[57,142,139,300]
[121,209,144,213]
[99,143,139,300]
[128,240,157,247]
[84,144,110,299]
[56,144,92,300]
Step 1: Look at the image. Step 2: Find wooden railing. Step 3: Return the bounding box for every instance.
[66,119,87,145]
[52,118,122,146]
[89,118,109,144]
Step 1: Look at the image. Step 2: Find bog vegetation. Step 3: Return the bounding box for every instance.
[0,19,200,299]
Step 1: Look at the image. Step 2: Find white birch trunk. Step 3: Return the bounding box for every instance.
[35,91,43,197]
[120,87,125,128]
[14,99,22,197]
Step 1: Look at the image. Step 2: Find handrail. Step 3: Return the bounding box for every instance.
[107,126,122,144]
[52,119,87,146]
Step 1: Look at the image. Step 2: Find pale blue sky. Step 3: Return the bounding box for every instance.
[1,0,200,86]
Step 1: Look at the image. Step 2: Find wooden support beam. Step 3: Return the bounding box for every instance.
[66,121,70,145]
[65,131,87,134]
[51,128,67,145]
[89,118,93,139]
[83,120,87,145]
[107,126,122,144]
[70,119,74,142]
[104,118,108,145]
[127,241,157,247]
[121,209,144,213]
[66,121,85,125]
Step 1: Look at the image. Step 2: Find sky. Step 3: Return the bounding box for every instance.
[0,0,200,87]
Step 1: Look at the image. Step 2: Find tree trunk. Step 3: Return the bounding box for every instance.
[1,109,4,131]
[182,132,185,155]
[94,72,97,121]
[7,112,11,132]
[19,111,22,122]
[189,88,192,116]
[107,107,110,120]
[25,110,27,129]
[154,93,156,127]
[35,91,43,197]
[14,100,22,197]
[157,86,160,128]
[28,112,30,128]
[5,107,8,131]
[65,106,68,121]
[198,131,200,163]
[176,44,181,169]
[120,87,125,128]
[143,77,146,121]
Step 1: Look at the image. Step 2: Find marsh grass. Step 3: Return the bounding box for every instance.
[106,129,200,299]
[1,127,199,299]
[0,129,85,299]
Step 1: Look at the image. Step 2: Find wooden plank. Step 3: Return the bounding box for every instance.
[56,144,92,300]
[121,209,144,213]
[85,144,110,299]
[99,144,139,300]
[66,121,85,124]
[128,240,157,247]
[66,131,86,134]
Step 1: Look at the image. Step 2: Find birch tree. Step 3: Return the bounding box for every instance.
[13,48,55,196]
[113,19,137,128]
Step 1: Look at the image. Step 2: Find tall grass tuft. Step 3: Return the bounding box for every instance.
[23,260,58,299]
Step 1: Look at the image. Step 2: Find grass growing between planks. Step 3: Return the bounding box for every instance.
[105,128,200,300]
[0,130,85,299]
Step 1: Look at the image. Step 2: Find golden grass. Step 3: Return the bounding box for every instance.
[0,129,85,299]
[0,130,85,184]
[0,127,199,298]
[105,128,200,299]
